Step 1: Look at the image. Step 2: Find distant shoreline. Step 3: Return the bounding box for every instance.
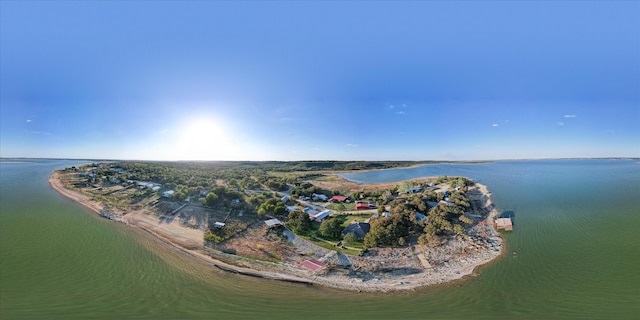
[49,169,505,292]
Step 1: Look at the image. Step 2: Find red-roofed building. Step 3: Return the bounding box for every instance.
[301,258,326,272]
[328,195,349,203]
[356,203,370,210]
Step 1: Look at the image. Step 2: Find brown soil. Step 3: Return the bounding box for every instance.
[308,175,435,194]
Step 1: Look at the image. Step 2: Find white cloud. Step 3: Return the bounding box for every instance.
[396,111,405,115]
[564,114,576,118]
[26,119,32,123]
[388,104,395,109]
[24,130,50,135]
[558,121,565,126]
[492,123,499,127]
[346,144,359,148]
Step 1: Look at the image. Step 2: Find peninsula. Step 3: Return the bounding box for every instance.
[50,161,504,292]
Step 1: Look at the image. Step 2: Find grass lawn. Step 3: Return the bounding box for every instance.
[299,234,361,256]
[337,214,371,227]
[326,202,356,211]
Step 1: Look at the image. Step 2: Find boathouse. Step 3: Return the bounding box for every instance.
[495,218,513,231]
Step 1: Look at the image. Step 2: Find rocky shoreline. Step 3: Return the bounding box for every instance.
[50,171,505,292]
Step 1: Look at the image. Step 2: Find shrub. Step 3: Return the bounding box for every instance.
[343,232,359,246]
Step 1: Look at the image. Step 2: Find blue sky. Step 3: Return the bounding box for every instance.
[1,1,638,161]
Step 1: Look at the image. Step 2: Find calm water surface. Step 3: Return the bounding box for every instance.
[1,159,638,319]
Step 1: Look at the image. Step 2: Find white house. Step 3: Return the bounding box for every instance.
[162,190,175,198]
[312,193,328,201]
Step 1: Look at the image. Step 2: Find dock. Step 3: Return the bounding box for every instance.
[495,217,513,231]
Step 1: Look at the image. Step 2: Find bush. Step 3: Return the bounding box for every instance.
[204,230,223,243]
[343,232,359,245]
[319,218,343,239]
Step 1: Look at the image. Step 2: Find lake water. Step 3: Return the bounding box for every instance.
[1,159,638,319]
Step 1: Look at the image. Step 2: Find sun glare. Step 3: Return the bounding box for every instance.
[177,118,231,160]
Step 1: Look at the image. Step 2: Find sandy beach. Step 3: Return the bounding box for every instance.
[49,171,504,292]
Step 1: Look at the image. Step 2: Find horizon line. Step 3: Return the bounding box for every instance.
[1,156,638,162]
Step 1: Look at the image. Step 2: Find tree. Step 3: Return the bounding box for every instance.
[205,192,219,206]
[319,218,343,239]
[343,232,359,245]
[459,215,473,225]
[287,210,311,233]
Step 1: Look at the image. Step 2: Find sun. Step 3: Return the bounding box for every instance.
[177,118,230,160]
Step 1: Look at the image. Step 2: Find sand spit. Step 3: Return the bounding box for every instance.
[50,171,504,292]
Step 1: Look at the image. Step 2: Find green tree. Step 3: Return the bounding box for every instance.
[287,210,311,233]
[343,232,359,245]
[459,215,473,225]
[205,192,219,206]
[319,218,343,239]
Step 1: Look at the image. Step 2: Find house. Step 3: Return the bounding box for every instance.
[328,195,349,203]
[151,186,161,192]
[137,181,154,189]
[355,202,370,210]
[408,187,422,193]
[281,195,289,203]
[426,201,439,208]
[286,206,299,213]
[200,190,210,197]
[414,211,427,222]
[312,193,328,201]
[495,218,513,231]
[440,200,455,207]
[265,218,283,228]
[310,210,332,222]
[342,222,371,240]
[162,190,175,198]
[214,222,226,228]
[371,211,391,219]
[303,207,319,216]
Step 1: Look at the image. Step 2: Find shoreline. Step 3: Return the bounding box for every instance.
[318,160,495,175]
[49,171,505,293]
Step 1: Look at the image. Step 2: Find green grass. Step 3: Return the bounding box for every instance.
[300,235,361,256]
[325,202,356,211]
[337,214,370,227]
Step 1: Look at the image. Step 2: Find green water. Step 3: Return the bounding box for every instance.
[1,159,638,319]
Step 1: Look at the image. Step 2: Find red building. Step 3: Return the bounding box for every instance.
[328,195,349,203]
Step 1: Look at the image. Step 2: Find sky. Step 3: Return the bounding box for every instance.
[1,1,638,161]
